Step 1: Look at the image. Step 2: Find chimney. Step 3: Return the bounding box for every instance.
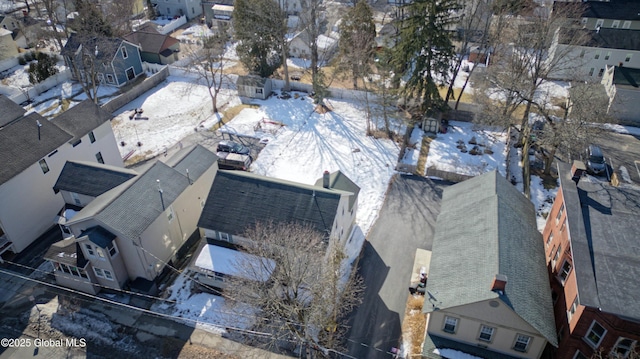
[322,170,330,189]
[571,160,586,184]
[36,120,42,140]
[491,274,507,293]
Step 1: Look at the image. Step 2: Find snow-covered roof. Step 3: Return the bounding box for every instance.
[195,245,275,282]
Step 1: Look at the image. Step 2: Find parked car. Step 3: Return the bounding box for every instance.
[586,145,606,175]
[217,152,251,171]
[217,140,250,155]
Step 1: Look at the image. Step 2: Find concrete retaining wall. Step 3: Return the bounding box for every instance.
[424,167,473,183]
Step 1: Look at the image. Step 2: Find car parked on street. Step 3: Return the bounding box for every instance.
[217,140,250,155]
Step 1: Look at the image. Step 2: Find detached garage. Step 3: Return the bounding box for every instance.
[236,76,272,100]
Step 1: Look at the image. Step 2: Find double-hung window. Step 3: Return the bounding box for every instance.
[443,316,458,334]
[585,321,607,348]
[478,325,495,342]
[513,334,531,352]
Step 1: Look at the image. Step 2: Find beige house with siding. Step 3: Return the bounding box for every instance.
[45,145,218,294]
[0,98,122,256]
[422,171,557,359]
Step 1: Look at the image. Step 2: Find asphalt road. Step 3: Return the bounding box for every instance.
[591,131,640,184]
[346,175,452,359]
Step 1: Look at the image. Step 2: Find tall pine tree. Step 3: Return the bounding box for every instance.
[392,0,460,116]
[232,0,284,77]
[338,0,376,89]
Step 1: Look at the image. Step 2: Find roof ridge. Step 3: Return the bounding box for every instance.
[219,170,346,196]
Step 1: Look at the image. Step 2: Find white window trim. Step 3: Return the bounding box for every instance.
[559,259,572,283]
[167,205,175,222]
[611,337,637,358]
[109,242,119,258]
[478,325,495,342]
[567,296,578,322]
[121,46,128,59]
[443,316,458,334]
[93,267,104,278]
[584,320,607,348]
[513,334,531,353]
[219,232,230,242]
[623,21,631,29]
[573,350,587,359]
[106,74,115,84]
[85,243,95,257]
[93,267,114,281]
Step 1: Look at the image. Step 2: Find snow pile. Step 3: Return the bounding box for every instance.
[602,123,640,136]
[152,272,256,333]
[425,121,507,177]
[530,175,558,231]
[220,92,400,235]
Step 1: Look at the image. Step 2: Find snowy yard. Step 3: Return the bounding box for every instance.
[111,73,241,160]
[425,120,508,177]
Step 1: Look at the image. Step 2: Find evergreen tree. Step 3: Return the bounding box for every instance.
[232,0,283,77]
[72,0,113,37]
[392,0,461,116]
[28,52,59,84]
[338,0,376,89]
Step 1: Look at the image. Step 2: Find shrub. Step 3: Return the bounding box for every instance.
[18,56,27,65]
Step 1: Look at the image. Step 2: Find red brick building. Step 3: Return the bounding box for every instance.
[542,162,640,358]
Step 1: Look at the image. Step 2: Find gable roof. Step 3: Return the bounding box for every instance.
[61,33,124,62]
[52,100,113,141]
[424,171,557,346]
[67,146,216,239]
[198,171,347,237]
[54,161,138,197]
[558,162,640,321]
[314,170,360,210]
[122,30,178,54]
[0,95,26,128]
[0,113,73,185]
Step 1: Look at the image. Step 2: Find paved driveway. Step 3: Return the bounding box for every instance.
[346,175,452,359]
[590,131,640,184]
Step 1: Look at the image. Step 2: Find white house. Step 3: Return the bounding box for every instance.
[0,28,18,60]
[288,29,338,62]
[0,98,122,256]
[548,27,640,81]
[151,0,202,20]
[601,65,640,125]
[45,145,218,294]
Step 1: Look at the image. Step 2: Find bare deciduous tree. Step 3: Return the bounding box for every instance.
[474,1,587,197]
[226,222,363,357]
[186,30,231,114]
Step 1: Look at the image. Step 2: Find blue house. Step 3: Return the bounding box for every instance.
[62,34,144,87]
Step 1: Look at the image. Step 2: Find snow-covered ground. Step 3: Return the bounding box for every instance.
[111,73,241,160]
[425,121,508,177]
[220,92,400,235]
[151,272,256,333]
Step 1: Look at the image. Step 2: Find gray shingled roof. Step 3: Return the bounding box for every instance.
[122,30,178,54]
[54,161,138,197]
[80,226,116,248]
[559,27,640,51]
[580,0,640,22]
[0,113,73,185]
[314,171,360,210]
[424,171,557,347]
[171,145,218,182]
[0,95,26,128]
[67,146,216,239]
[198,170,345,237]
[93,161,191,240]
[558,162,640,321]
[236,75,269,87]
[52,100,113,141]
[61,34,123,63]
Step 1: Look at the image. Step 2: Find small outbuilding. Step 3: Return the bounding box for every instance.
[236,75,272,100]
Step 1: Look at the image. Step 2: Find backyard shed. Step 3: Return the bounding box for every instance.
[236,76,272,100]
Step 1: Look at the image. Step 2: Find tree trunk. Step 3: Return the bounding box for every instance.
[520,100,533,199]
[281,38,290,92]
[445,56,462,103]
[543,146,557,175]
